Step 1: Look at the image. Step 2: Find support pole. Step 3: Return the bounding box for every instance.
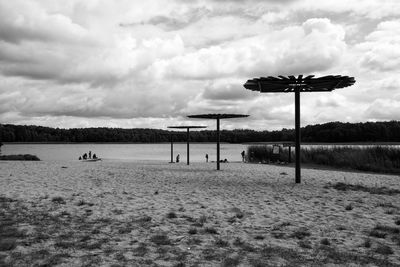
[170,132,174,163]
[217,117,220,170]
[187,128,190,165]
[288,146,291,163]
[295,89,301,183]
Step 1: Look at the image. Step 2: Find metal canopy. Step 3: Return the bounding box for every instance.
[243,74,355,184]
[167,125,207,165]
[188,114,249,120]
[188,113,249,170]
[244,75,355,93]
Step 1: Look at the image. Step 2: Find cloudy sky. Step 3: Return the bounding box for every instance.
[0,0,399,130]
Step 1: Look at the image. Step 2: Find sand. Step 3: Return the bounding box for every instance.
[0,160,399,266]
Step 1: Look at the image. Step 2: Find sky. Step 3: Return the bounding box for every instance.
[0,0,399,130]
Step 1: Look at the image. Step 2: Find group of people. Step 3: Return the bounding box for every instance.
[174,151,246,163]
[79,150,98,160]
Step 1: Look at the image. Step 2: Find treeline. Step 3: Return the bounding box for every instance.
[0,121,400,143]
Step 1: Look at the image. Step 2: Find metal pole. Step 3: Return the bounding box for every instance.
[295,89,301,183]
[288,146,291,163]
[217,117,220,170]
[187,128,190,165]
[170,132,174,163]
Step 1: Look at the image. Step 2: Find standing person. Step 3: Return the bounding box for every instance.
[241,150,245,162]
[176,154,180,163]
[205,154,209,163]
[89,151,92,159]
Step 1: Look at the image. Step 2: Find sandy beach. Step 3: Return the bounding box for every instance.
[0,160,399,266]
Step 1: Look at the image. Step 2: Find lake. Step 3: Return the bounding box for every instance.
[1,143,247,162]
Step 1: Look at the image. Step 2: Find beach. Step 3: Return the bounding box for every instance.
[0,160,399,266]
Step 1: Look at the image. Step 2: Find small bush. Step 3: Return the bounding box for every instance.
[51,196,66,204]
[188,228,197,235]
[150,233,171,245]
[214,238,229,247]
[204,227,218,235]
[290,228,311,239]
[374,244,393,255]
[167,211,177,219]
[221,255,241,267]
[298,239,312,249]
[345,204,353,211]
[254,235,264,240]
[362,238,372,248]
[320,238,330,245]
[0,238,17,251]
[369,230,386,238]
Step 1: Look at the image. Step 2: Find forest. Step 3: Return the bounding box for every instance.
[0,121,400,143]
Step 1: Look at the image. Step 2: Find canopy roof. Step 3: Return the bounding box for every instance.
[243,75,355,93]
[167,126,207,129]
[188,114,249,119]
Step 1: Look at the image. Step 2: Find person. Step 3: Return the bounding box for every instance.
[83,153,87,160]
[93,153,97,159]
[89,151,92,159]
[205,154,208,162]
[79,156,82,160]
[241,150,245,162]
[176,154,180,163]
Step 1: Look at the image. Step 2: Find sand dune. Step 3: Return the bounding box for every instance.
[0,160,399,266]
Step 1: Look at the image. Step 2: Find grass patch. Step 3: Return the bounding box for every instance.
[221,255,241,267]
[328,182,400,195]
[0,154,40,161]
[214,238,229,247]
[290,228,311,239]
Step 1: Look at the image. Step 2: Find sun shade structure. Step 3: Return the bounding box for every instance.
[244,75,355,183]
[187,114,249,170]
[167,126,207,165]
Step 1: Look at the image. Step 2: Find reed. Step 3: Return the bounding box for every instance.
[247,145,400,174]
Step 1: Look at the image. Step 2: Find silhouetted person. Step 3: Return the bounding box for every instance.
[89,151,92,159]
[241,151,245,162]
[176,154,180,163]
[205,154,208,162]
[83,153,87,160]
[93,154,97,159]
[79,156,82,160]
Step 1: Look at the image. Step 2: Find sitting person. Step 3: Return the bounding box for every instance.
[93,154,97,159]
[79,156,82,160]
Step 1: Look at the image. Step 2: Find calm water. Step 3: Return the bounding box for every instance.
[1,143,247,162]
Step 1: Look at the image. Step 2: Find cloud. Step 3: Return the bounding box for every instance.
[365,98,400,120]
[152,18,346,80]
[358,20,400,71]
